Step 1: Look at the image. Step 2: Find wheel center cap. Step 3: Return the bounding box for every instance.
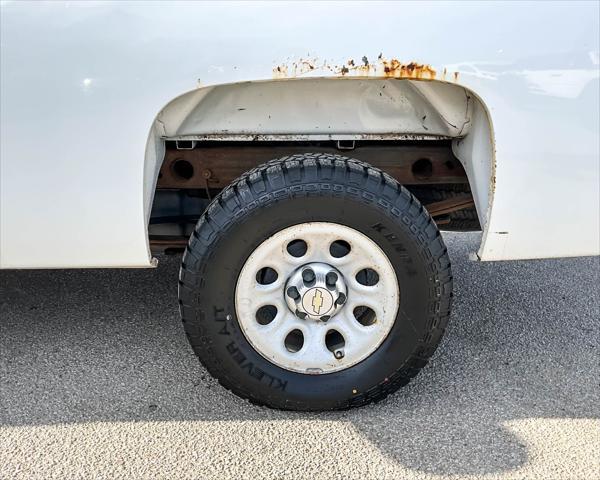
[302,287,334,316]
[285,262,347,321]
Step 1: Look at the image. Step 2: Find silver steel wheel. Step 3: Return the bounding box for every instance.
[235,222,399,374]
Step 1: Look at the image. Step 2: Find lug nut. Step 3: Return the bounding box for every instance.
[286,286,300,300]
[302,268,315,284]
[295,310,307,320]
[336,292,347,305]
[334,349,344,359]
[320,315,330,322]
[326,272,338,288]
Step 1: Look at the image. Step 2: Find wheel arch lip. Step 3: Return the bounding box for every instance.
[143,76,496,264]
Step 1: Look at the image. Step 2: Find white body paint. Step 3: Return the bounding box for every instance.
[1,1,598,268]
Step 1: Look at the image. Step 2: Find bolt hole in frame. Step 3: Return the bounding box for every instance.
[172,159,195,180]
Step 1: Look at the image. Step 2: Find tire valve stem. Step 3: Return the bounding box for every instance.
[334,349,344,360]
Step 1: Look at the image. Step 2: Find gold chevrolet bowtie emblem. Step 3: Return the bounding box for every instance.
[311,289,324,314]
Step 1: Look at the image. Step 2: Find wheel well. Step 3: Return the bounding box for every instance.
[144,77,494,255]
[149,140,481,254]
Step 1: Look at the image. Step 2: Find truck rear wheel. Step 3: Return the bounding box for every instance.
[178,153,452,410]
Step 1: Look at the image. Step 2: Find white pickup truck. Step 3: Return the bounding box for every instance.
[1,1,598,410]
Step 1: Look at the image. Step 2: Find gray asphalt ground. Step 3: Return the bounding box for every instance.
[1,232,598,480]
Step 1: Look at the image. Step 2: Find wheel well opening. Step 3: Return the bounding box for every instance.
[148,139,481,255]
[144,77,495,256]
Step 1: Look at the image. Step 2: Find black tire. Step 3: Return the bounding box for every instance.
[179,153,452,410]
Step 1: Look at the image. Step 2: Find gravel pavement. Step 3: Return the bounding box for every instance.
[1,232,599,480]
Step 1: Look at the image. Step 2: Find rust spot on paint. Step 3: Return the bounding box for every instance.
[272,55,454,81]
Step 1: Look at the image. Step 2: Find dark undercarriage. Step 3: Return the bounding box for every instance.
[149,140,480,254]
